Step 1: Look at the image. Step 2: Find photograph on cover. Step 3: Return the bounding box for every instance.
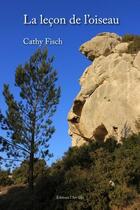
[0,0,140,209]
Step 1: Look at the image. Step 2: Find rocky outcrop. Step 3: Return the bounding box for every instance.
[68,32,140,147]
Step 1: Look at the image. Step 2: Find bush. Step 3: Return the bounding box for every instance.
[122,34,136,42]
[0,170,13,186]
[1,135,140,210]
[12,159,47,184]
[122,34,140,53]
[34,135,140,210]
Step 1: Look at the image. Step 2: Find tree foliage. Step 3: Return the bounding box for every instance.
[0,48,60,190]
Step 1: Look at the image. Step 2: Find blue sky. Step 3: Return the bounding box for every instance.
[0,0,140,165]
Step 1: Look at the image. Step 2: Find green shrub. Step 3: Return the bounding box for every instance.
[122,34,140,53]
[0,171,13,186]
[1,135,140,210]
[122,34,136,42]
[128,36,140,53]
[12,159,47,184]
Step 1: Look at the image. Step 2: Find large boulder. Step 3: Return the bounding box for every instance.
[68,32,140,147]
[80,32,121,60]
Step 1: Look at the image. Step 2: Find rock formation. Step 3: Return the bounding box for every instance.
[68,32,140,147]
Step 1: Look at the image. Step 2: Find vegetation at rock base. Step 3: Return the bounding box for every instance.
[1,134,140,210]
[122,34,140,53]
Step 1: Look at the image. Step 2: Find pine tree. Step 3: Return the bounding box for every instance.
[0,48,60,191]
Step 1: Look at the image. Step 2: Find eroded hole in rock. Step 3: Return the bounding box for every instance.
[93,124,108,142]
[113,126,118,135]
[87,51,95,61]
[70,116,80,124]
[73,100,85,116]
[113,126,118,131]
[104,48,110,56]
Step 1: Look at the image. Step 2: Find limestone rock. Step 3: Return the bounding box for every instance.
[68,32,140,147]
[80,32,121,61]
[113,42,129,53]
[134,52,140,70]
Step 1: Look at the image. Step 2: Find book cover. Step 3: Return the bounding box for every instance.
[0,0,140,209]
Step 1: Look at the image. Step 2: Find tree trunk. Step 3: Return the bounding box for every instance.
[29,110,36,192]
[29,140,34,210]
[29,106,36,210]
[29,150,34,191]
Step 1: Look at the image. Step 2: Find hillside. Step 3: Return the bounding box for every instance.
[0,134,140,210]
